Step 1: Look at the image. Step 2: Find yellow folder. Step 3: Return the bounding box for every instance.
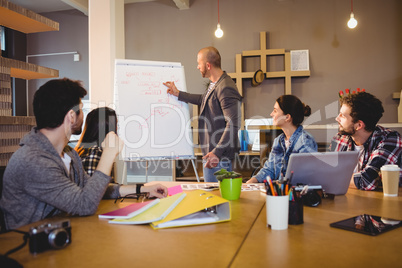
[150,190,231,229]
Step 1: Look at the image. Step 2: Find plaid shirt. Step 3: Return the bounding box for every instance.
[79,146,102,176]
[330,125,402,190]
[79,145,114,180]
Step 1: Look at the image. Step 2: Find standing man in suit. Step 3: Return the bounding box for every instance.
[164,47,242,182]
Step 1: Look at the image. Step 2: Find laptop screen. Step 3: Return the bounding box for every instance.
[285,151,359,195]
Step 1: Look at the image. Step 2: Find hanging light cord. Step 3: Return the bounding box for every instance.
[351,0,353,13]
[217,0,220,24]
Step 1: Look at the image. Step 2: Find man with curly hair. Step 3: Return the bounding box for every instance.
[331,92,402,190]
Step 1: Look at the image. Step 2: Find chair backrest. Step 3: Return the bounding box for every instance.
[0,208,5,233]
[0,166,4,200]
[0,166,5,232]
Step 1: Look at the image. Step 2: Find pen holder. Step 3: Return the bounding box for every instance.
[266,195,289,230]
[288,196,304,225]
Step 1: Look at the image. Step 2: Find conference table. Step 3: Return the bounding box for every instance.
[231,188,402,267]
[1,182,401,267]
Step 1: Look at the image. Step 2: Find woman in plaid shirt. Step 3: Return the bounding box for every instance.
[75,107,167,198]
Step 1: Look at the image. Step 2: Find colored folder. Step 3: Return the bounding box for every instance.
[109,192,186,225]
[98,199,160,219]
[150,190,231,229]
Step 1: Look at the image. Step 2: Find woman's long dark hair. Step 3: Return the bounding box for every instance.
[276,95,311,126]
[75,107,117,152]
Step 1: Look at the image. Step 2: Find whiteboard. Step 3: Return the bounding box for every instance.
[114,59,194,160]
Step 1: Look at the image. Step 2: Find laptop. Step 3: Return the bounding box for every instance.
[285,151,359,195]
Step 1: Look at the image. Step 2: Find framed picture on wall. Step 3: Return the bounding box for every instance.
[290,50,309,71]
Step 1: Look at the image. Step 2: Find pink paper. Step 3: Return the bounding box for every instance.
[168,185,183,196]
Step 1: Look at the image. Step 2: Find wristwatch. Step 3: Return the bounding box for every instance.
[136,184,144,195]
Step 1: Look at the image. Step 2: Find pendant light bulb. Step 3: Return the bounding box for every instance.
[347,12,357,29]
[215,23,223,38]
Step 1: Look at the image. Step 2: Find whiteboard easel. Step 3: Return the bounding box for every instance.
[142,159,200,182]
[114,59,199,182]
[114,158,200,183]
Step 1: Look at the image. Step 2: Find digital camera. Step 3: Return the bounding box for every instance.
[29,219,72,254]
[294,185,323,207]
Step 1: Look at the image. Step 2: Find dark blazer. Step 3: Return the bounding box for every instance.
[179,72,242,160]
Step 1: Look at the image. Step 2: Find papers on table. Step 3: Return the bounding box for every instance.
[181,183,265,192]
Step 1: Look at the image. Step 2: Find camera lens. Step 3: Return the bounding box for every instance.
[303,191,321,207]
[48,229,70,249]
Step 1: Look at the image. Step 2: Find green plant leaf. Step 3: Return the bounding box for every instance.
[213,168,228,176]
[214,169,242,180]
[216,175,226,181]
[212,167,242,180]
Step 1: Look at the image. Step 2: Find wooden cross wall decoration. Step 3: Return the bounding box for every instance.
[227,31,310,128]
[192,31,310,143]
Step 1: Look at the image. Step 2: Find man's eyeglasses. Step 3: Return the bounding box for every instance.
[114,193,150,203]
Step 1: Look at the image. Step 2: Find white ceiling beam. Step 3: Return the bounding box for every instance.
[125,0,190,10]
[172,0,189,10]
[124,0,155,3]
[62,0,190,14]
[61,0,89,15]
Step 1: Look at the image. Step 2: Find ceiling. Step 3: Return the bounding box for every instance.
[7,0,190,15]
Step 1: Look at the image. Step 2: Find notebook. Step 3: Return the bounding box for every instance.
[99,199,160,219]
[109,193,186,224]
[285,151,359,195]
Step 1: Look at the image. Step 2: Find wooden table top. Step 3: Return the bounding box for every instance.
[0,185,266,268]
[1,184,401,268]
[231,188,402,268]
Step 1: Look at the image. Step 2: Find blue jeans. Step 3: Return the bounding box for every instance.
[202,159,232,182]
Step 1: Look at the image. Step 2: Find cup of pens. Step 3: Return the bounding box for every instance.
[265,178,290,230]
[266,195,289,230]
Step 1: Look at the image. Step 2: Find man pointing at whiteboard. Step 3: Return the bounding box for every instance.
[164,46,242,182]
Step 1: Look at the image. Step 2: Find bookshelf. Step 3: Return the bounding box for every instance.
[0,0,59,167]
[0,0,59,34]
[0,116,35,166]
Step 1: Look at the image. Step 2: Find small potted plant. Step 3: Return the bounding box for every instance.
[214,169,243,200]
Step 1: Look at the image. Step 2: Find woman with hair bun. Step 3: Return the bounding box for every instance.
[247,95,317,183]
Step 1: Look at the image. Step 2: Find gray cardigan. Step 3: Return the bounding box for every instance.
[179,71,242,160]
[0,128,120,230]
